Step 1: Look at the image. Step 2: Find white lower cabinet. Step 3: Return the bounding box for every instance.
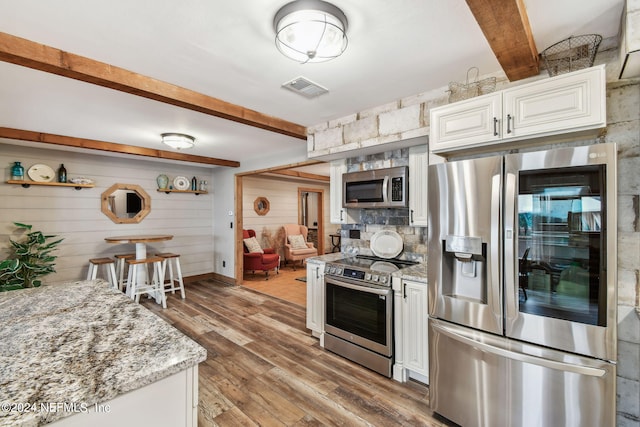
[306,260,325,337]
[393,277,429,384]
[51,366,199,427]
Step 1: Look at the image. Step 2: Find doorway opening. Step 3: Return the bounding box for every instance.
[234,161,329,306]
[298,187,325,255]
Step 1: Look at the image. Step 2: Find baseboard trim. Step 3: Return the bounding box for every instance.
[210,272,236,286]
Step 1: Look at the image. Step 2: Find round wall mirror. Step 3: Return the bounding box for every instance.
[253,196,270,216]
[101,183,151,224]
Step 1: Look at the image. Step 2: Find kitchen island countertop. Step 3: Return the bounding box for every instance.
[0,280,206,426]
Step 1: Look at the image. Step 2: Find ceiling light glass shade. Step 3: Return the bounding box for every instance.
[161,133,195,150]
[274,0,348,63]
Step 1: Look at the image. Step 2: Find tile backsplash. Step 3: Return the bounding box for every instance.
[339,148,427,262]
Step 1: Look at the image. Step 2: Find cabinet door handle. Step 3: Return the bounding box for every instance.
[507,114,512,134]
[340,210,343,221]
[410,209,414,224]
[316,267,319,280]
[493,117,498,136]
[403,283,407,299]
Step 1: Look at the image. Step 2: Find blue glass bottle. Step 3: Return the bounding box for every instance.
[57,164,67,183]
[11,161,24,180]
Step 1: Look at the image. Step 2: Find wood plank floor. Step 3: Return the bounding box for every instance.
[241,264,307,306]
[141,279,453,427]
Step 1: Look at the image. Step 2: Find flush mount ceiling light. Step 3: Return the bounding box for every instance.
[274,0,348,64]
[161,133,195,150]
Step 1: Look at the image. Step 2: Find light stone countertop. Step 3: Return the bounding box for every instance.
[307,253,345,263]
[393,261,428,283]
[0,280,207,426]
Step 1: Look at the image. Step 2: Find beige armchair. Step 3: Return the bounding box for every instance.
[283,224,318,270]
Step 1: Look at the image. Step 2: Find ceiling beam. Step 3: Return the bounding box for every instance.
[268,169,330,182]
[0,31,307,140]
[0,127,240,168]
[465,0,539,81]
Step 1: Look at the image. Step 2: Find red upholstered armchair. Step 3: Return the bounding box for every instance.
[242,229,280,280]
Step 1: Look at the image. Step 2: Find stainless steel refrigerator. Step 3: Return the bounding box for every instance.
[427,143,617,427]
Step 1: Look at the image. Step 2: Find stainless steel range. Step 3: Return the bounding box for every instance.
[323,254,418,377]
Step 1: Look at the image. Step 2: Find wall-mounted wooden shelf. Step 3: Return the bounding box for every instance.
[6,180,95,190]
[157,189,208,195]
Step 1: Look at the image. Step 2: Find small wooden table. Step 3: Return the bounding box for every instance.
[105,235,173,302]
[105,234,173,260]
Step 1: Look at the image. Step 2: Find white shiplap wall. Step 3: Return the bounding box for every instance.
[242,174,330,257]
[1,143,215,283]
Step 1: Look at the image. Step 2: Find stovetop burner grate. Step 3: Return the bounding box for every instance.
[330,255,418,270]
[354,255,419,268]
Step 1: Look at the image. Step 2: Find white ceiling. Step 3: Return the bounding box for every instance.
[0,0,625,173]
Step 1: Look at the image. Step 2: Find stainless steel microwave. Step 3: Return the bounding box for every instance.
[343,166,408,208]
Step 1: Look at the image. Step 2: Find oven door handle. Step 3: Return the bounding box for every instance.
[325,277,391,295]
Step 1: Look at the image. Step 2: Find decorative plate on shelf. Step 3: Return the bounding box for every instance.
[370,230,403,259]
[27,164,55,182]
[173,176,190,190]
[68,177,94,185]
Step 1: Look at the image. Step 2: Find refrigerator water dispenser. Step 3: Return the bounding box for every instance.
[442,236,487,304]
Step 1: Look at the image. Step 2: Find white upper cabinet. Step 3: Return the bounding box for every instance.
[329,159,353,224]
[430,93,502,154]
[408,145,428,227]
[430,65,606,154]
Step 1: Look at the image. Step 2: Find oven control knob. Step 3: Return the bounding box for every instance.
[380,276,388,284]
[336,267,343,275]
[365,273,372,281]
[372,274,379,282]
[325,266,331,274]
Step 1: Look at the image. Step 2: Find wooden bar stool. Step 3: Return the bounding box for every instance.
[114,253,136,292]
[125,257,166,309]
[87,257,118,289]
[155,253,186,299]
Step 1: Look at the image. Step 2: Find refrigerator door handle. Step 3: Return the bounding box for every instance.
[504,171,518,324]
[434,321,607,378]
[490,173,502,321]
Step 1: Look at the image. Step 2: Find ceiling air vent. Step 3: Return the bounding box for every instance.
[281,76,329,98]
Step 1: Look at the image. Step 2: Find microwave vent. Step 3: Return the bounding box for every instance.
[282,76,329,98]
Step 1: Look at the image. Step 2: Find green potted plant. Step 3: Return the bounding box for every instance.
[0,222,63,291]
